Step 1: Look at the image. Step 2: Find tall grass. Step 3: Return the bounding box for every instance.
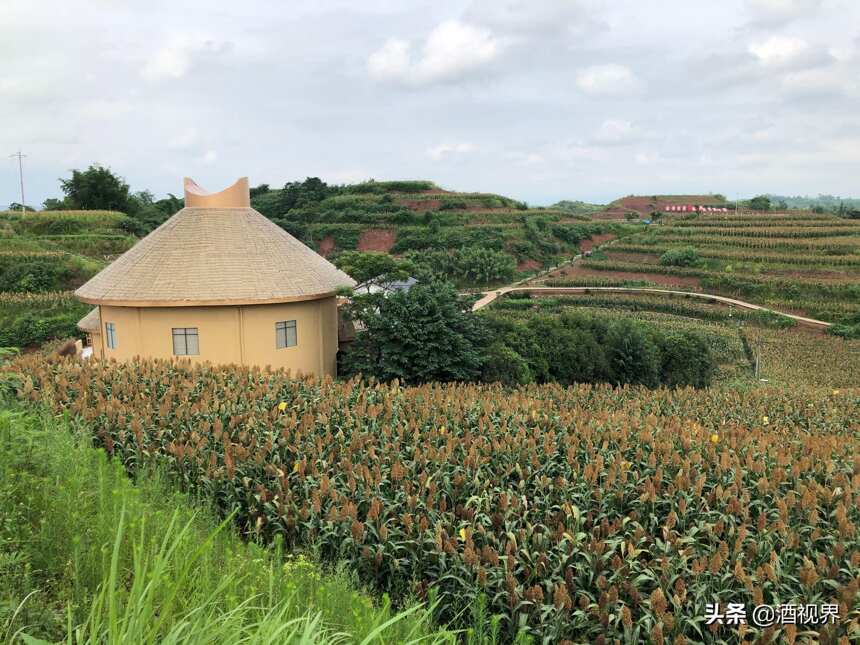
[0,409,459,644]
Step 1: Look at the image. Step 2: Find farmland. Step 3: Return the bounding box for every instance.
[543,211,860,324]
[11,353,860,643]
[249,180,624,285]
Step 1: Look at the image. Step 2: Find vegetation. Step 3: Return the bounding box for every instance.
[341,282,486,384]
[0,407,454,644]
[481,303,716,388]
[566,211,860,323]
[0,291,89,348]
[659,246,703,268]
[10,353,860,643]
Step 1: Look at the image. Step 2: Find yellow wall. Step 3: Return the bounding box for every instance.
[98,297,339,377]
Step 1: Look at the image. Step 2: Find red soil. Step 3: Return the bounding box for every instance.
[357,229,396,252]
[604,251,661,264]
[556,267,702,289]
[517,259,542,272]
[317,236,335,257]
[579,233,616,252]
[398,199,441,211]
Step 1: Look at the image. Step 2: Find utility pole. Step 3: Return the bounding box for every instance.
[8,150,26,212]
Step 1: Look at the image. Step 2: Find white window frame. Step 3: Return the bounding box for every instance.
[275,320,297,349]
[105,322,117,349]
[172,327,199,356]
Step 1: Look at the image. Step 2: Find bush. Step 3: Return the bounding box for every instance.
[660,246,703,267]
[341,281,487,384]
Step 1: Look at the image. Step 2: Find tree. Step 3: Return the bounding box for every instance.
[340,281,486,384]
[59,164,132,212]
[6,203,35,212]
[660,246,702,267]
[42,197,70,210]
[748,195,771,211]
[279,177,334,213]
[334,251,413,287]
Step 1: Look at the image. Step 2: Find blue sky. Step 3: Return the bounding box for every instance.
[2,0,859,208]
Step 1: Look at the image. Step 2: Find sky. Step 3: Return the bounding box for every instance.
[2,0,859,208]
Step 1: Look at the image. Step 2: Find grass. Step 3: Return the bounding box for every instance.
[0,407,460,644]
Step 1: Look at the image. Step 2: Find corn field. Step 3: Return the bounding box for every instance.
[11,354,860,643]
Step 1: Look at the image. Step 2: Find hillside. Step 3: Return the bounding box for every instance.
[249,180,622,280]
[539,210,860,324]
[0,210,136,347]
[594,194,729,220]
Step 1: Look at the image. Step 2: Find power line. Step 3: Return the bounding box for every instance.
[8,149,26,212]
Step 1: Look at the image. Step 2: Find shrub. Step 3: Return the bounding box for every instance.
[660,246,703,267]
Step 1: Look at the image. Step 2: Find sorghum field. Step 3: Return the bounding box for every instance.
[13,354,860,643]
[546,211,860,324]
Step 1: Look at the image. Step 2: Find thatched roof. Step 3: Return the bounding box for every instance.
[77,306,101,332]
[75,178,355,307]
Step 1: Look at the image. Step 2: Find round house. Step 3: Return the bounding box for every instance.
[75,177,355,377]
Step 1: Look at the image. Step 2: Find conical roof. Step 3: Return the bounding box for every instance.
[77,306,101,331]
[75,178,356,307]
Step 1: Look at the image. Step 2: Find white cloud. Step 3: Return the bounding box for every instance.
[367,39,411,81]
[576,64,639,95]
[368,20,499,85]
[465,0,592,38]
[427,142,476,160]
[142,35,231,82]
[592,119,639,145]
[168,129,200,151]
[202,150,218,164]
[746,0,822,25]
[748,35,809,65]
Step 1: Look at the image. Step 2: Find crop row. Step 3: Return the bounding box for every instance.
[579,259,860,289]
[611,242,860,267]
[13,355,860,643]
[652,226,860,239]
[670,219,855,229]
[628,234,860,254]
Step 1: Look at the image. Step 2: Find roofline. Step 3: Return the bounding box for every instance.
[76,291,342,308]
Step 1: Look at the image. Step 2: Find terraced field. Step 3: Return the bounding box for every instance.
[250,181,623,282]
[543,212,860,324]
[0,210,134,347]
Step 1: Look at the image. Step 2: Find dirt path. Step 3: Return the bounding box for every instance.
[471,286,832,328]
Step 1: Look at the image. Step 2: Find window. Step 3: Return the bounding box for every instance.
[172,327,199,355]
[105,322,117,349]
[275,320,297,349]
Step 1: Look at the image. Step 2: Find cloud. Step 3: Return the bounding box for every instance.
[576,64,639,95]
[367,39,411,81]
[464,0,594,38]
[367,20,499,85]
[749,35,809,65]
[591,119,640,145]
[142,35,232,82]
[746,0,823,26]
[427,142,476,160]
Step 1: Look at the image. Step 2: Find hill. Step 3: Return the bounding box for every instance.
[594,194,729,220]
[248,179,622,282]
[0,210,136,347]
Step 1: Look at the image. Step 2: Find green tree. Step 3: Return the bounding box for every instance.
[6,203,35,212]
[748,195,771,211]
[334,251,413,286]
[604,319,660,387]
[341,281,486,384]
[660,246,702,267]
[59,164,133,212]
[279,177,334,213]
